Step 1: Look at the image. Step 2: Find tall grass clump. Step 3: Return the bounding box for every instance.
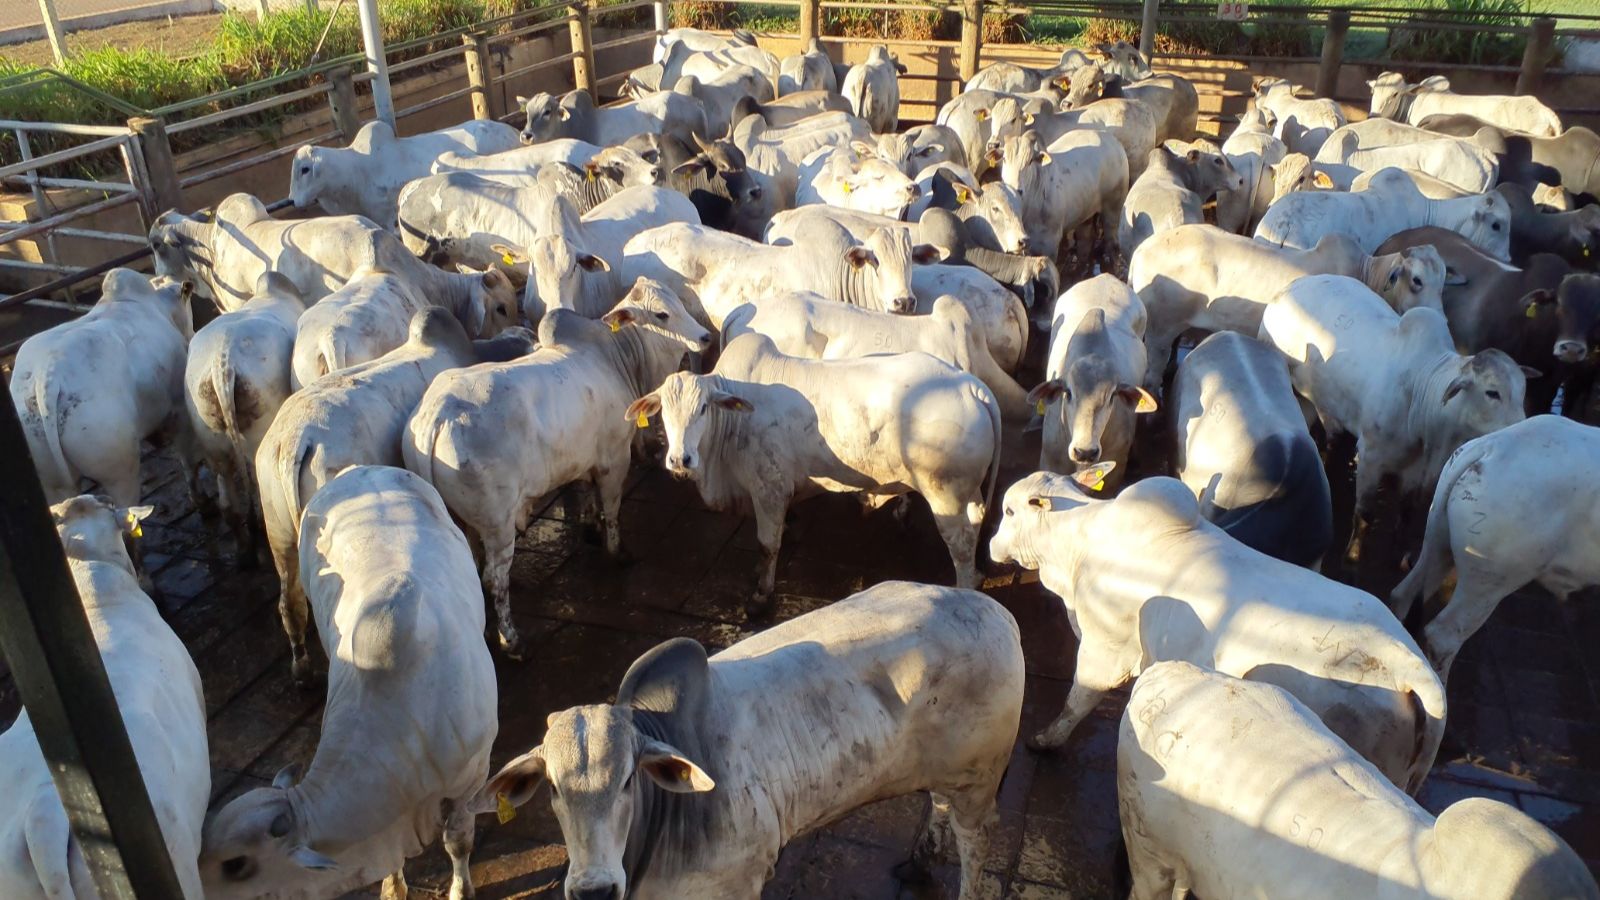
[1388,0,1534,66]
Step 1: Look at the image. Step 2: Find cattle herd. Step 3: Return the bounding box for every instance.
[6,24,1600,900]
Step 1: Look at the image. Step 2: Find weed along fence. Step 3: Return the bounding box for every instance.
[4,0,1600,327]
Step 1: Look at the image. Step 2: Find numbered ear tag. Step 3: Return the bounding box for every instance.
[502,252,517,266]
[1526,304,1538,319]
[496,792,516,824]
[609,318,621,332]
[635,412,650,428]
[1036,398,1047,415]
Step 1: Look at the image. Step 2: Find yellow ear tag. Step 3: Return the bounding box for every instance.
[635,412,649,428]
[1526,304,1538,319]
[502,252,517,266]
[1036,399,1047,415]
[496,792,516,825]
[1090,477,1106,492]
[586,166,597,182]
[1585,246,1592,258]
[609,318,621,333]
[126,512,143,539]
[841,182,854,194]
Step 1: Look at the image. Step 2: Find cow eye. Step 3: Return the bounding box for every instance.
[654,311,668,321]
[221,857,255,881]
[698,403,708,415]
[1003,507,1013,517]
[1492,222,1502,231]
[299,165,310,175]
[1486,389,1501,400]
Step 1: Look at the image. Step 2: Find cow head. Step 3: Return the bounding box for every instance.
[1237,104,1278,135]
[982,97,1029,159]
[147,210,207,291]
[1366,71,1415,121]
[459,266,519,337]
[1092,40,1149,82]
[603,277,713,353]
[989,469,1112,569]
[1268,153,1333,203]
[630,371,751,479]
[877,125,964,177]
[1181,140,1246,197]
[1562,205,1600,265]
[1440,348,1529,436]
[1551,272,1600,363]
[199,766,342,899]
[288,145,332,210]
[478,705,714,900]
[1061,63,1105,108]
[51,494,150,576]
[1374,245,1447,313]
[1026,308,1156,470]
[103,268,195,339]
[519,92,569,145]
[963,181,1031,255]
[670,135,772,239]
[590,145,663,187]
[828,145,920,219]
[498,235,609,325]
[852,226,939,314]
[1462,191,1513,262]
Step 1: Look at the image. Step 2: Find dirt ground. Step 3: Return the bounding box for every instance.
[1,11,225,67]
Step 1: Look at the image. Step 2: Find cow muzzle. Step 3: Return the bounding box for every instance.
[520,131,537,146]
[1070,445,1101,465]
[667,452,697,477]
[1555,340,1589,364]
[568,885,621,900]
[888,295,917,314]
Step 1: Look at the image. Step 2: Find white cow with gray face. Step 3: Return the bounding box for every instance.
[1120,662,1598,900]
[989,473,1447,792]
[476,581,1025,900]
[199,466,496,900]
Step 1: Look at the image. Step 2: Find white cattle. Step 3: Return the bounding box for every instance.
[397,159,656,275]
[1351,166,1476,198]
[794,144,919,219]
[630,37,778,97]
[872,124,968,176]
[842,45,901,133]
[765,180,1031,259]
[1252,76,1345,156]
[290,119,519,227]
[0,496,207,900]
[1314,137,1499,194]
[519,88,707,148]
[721,291,1031,419]
[1171,331,1332,569]
[633,334,1001,601]
[654,26,755,63]
[623,220,932,326]
[432,138,604,178]
[1092,40,1151,82]
[256,309,533,684]
[1113,73,1200,143]
[1120,662,1597,900]
[1031,275,1156,489]
[1260,274,1530,563]
[11,269,196,508]
[1319,116,1454,157]
[677,64,774,137]
[496,186,700,321]
[732,111,872,206]
[199,466,496,900]
[966,49,1090,93]
[998,128,1128,261]
[906,262,1031,373]
[290,266,516,389]
[989,474,1447,791]
[1132,224,1447,386]
[478,581,1023,900]
[1369,72,1562,137]
[1255,167,1512,259]
[1217,128,1329,234]
[184,272,305,560]
[1119,143,1244,257]
[987,97,1160,180]
[403,281,710,656]
[778,37,838,94]
[1392,416,1600,679]
[149,193,514,312]
[429,139,660,188]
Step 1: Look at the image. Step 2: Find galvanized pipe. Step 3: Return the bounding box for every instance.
[356,0,396,129]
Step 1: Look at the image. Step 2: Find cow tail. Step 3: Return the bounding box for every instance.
[1391,440,1476,626]
[316,331,344,382]
[406,401,447,493]
[212,344,241,447]
[845,67,868,119]
[31,374,73,496]
[977,380,1003,517]
[1403,680,1448,796]
[279,436,312,541]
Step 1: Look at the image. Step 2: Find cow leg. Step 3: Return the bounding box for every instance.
[278,575,314,688]
[1142,325,1183,392]
[927,490,980,589]
[1124,823,1180,900]
[749,493,788,615]
[1421,573,1522,683]
[947,788,997,900]
[592,462,629,559]
[380,871,408,900]
[1030,642,1124,751]
[1345,437,1396,566]
[480,523,524,659]
[442,797,476,900]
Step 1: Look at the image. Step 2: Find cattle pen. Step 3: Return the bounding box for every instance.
[4,2,1600,898]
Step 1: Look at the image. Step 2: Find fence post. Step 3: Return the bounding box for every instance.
[1516,16,1557,96]
[1139,0,1158,60]
[463,31,499,121]
[569,1,596,97]
[325,65,362,141]
[36,0,67,65]
[800,0,820,44]
[654,0,667,34]
[126,117,182,215]
[960,0,983,83]
[1315,9,1349,100]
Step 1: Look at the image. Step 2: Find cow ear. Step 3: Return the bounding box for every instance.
[844,247,878,269]
[271,763,300,790]
[711,391,753,412]
[1443,265,1468,286]
[120,505,154,539]
[625,393,661,425]
[558,107,572,120]
[1441,374,1471,405]
[1521,365,1545,380]
[601,307,636,332]
[289,846,338,871]
[1071,460,1117,491]
[1312,170,1334,189]
[1037,151,1053,166]
[638,740,716,793]
[1025,379,1066,410]
[491,243,528,266]
[1023,112,1036,126]
[672,157,708,177]
[479,746,548,813]
[577,253,611,272]
[1520,288,1555,317]
[516,95,529,106]
[911,243,942,264]
[974,108,990,121]
[953,183,975,205]
[1118,384,1159,413]
[849,140,875,158]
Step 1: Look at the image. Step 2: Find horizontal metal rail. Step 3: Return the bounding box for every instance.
[0,120,131,137]
[0,246,150,313]
[501,51,581,82]
[0,175,136,193]
[165,83,332,135]
[177,132,339,189]
[591,32,655,53]
[0,192,139,248]
[394,85,476,119]
[0,134,130,182]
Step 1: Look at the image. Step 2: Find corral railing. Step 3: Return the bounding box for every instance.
[0,0,661,331]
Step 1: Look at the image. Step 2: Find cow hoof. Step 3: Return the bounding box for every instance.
[891,858,932,885]
[1026,731,1064,753]
[499,633,528,662]
[291,656,317,690]
[745,591,776,620]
